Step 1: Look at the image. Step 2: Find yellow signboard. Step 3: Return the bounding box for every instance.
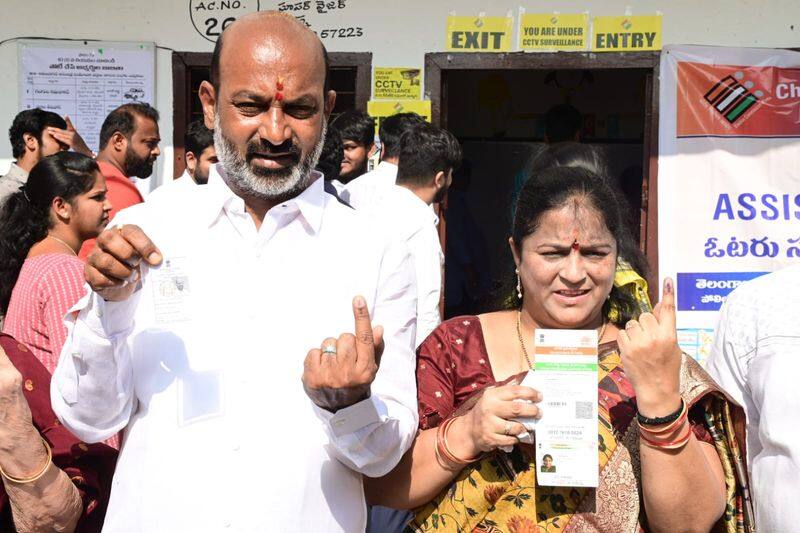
[446,16,513,52]
[373,67,422,100]
[519,14,589,51]
[591,15,662,52]
[367,100,432,126]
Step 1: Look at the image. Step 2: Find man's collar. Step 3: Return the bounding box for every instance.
[96,161,128,180]
[202,163,327,233]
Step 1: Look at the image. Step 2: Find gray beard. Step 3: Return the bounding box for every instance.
[213,115,326,202]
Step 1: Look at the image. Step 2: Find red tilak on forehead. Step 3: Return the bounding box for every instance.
[275,77,285,101]
[571,228,580,250]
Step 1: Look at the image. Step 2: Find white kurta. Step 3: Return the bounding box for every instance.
[52,164,419,532]
[707,263,800,533]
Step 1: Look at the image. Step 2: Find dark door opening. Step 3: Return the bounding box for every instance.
[426,53,659,318]
[171,51,372,178]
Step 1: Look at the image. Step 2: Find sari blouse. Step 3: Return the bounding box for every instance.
[412,317,751,533]
[0,334,117,532]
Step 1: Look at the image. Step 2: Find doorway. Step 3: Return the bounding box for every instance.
[425,52,659,318]
[171,51,372,177]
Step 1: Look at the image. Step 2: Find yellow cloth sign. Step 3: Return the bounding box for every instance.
[591,15,662,51]
[367,100,432,123]
[373,67,422,100]
[519,13,589,51]
[446,16,513,52]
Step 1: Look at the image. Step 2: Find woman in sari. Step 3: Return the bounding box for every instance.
[365,166,752,532]
[0,334,116,531]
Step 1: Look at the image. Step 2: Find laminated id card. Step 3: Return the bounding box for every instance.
[521,329,599,487]
[150,257,193,324]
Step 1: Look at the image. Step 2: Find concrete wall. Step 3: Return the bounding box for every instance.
[2,0,798,185]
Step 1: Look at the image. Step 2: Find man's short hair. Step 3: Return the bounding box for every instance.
[99,102,160,150]
[210,16,330,94]
[185,119,214,156]
[8,109,67,158]
[331,110,374,147]
[379,113,427,160]
[545,104,582,143]
[396,123,462,187]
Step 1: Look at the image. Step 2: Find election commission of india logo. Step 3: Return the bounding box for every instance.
[703,71,763,125]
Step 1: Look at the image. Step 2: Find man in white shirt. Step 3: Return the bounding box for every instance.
[368,123,461,348]
[150,120,217,200]
[51,11,418,532]
[706,264,800,532]
[342,112,426,209]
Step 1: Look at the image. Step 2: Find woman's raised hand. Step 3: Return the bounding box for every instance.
[450,384,542,458]
[617,278,683,417]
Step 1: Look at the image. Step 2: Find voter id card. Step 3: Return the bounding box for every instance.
[150,257,193,324]
[520,329,599,487]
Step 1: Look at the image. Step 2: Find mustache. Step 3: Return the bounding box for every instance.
[245,139,301,160]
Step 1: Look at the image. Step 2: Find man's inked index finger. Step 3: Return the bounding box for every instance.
[352,295,374,363]
[119,225,162,266]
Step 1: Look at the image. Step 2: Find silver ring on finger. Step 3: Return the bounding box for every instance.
[322,344,337,355]
[503,420,514,436]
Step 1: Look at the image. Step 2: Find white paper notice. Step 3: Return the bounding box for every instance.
[19,40,155,154]
[520,329,599,487]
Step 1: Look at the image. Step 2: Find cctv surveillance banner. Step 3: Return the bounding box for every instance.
[658,45,800,361]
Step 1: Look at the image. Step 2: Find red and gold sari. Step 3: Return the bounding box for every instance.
[408,317,753,533]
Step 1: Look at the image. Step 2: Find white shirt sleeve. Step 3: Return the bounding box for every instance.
[311,240,419,478]
[408,224,443,348]
[50,289,141,443]
[706,289,755,417]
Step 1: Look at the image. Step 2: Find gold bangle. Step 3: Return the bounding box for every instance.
[0,437,52,484]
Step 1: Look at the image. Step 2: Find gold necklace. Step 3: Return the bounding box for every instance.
[47,235,77,257]
[516,310,608,370]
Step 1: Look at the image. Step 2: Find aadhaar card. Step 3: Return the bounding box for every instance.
[521,329,599,487]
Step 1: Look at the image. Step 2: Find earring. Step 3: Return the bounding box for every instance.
[515,268,522,299]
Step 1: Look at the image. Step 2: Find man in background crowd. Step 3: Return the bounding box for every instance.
[79,102,161,259]
[0,109,92,205]
[332,110,375,184]
[544,103,582,144]
[368,122,461,347]
[150,120,215,200]
[343,112,425,208]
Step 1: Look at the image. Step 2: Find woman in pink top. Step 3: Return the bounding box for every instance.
[0,152,111,373]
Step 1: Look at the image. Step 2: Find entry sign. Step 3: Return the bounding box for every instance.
[446,16,513,53]
[592,15,662,52]
[373,67,421,100]
[520,14,589,51]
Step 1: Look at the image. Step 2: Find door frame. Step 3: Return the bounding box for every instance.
[425,51,661,302]
[171,51,373,178]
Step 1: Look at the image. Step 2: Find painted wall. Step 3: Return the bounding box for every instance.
[1,0,799,186]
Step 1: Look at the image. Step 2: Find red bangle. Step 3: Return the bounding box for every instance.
[639,421,693,449]
[435,417,479,468]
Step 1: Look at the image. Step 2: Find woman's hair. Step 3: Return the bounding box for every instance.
[506,164,648,324]
[0,152,99,313]
[527,142,609,179]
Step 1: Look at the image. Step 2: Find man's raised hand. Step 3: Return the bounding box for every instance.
[302,295,385,412]
[85,225,162,302]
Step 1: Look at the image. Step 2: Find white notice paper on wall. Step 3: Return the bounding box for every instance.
[19,40,155,154]
[520,329,599,488]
